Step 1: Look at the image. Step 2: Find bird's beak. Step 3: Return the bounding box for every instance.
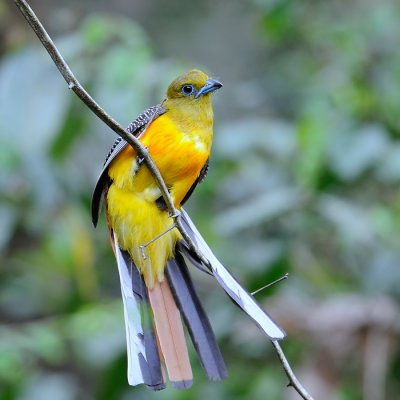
[195,78,223,98]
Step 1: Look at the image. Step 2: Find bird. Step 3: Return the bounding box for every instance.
[91,69,286,390]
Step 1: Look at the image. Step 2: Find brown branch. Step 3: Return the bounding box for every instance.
[12,0,206,266]
[272,340,315,400]
[13,1,314,399]
[251,273,289,295]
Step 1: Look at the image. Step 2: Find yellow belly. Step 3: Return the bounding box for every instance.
[106,114,211,287]
[107,184,181,287]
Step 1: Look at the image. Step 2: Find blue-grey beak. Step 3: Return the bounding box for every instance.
[195,78,223,98]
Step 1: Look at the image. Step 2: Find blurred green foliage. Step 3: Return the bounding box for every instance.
[1,1,400,399]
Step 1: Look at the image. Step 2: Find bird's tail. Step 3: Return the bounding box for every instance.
[113,233,165,390]
[112,232,227,390]
[166,252,228,382]
[178,209,286,341]
[147,279,193,388]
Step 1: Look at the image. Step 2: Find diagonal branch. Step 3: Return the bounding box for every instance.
[272,340,315,400]
[12,1,314,399]
[12,0,206,267]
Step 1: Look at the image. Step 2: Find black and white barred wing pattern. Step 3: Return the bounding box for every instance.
[179,209,286,341]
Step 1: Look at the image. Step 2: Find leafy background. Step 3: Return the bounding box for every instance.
[1,1,400,399]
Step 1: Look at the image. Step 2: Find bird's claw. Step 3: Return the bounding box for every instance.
[169,210,181,219]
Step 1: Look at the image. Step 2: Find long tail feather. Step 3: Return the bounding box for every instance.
[148,280,193,388]
[179,209,286,340]
[176,241,212,275]
[114,234,165,390]
[166,252,228,381]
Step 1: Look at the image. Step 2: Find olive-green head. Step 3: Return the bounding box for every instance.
[165,69,222,101]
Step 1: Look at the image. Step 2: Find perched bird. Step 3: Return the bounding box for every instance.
[92,69,285,390]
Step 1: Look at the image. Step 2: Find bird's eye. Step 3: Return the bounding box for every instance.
[181,84,195,96]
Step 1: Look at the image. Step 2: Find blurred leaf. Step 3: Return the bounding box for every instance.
[18,373,79,400]
[0,48,69,156]
[214,187,302,235]
[295,105,330,190]
[260,0,298,42]
[66,302,125,366]
[375,144,400,182]
[216,118,295,161]
[49,99,89,161]
[328,124,389,181]
[317,195,375,246]
[0,204,17,250]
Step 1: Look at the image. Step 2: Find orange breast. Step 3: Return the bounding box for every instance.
[108,113,211,206]
[141,114,210,183]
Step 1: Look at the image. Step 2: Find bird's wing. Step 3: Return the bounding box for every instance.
[91,104,166,227]
[178,209,286,340]
[180,160,210,206]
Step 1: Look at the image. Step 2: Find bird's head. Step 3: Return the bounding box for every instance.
[164,70,222,118]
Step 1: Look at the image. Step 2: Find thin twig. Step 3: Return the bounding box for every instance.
[13,1,314,399]
[140,223,177,260]
[251,273,289,295]
[272,340,315,400]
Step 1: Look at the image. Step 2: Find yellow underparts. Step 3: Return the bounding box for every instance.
[106,114,212,288]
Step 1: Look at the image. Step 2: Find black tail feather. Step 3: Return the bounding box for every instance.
[176,241,211,275]
[166,252,228,381]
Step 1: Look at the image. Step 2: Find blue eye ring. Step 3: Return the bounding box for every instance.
[181,84,195,96]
